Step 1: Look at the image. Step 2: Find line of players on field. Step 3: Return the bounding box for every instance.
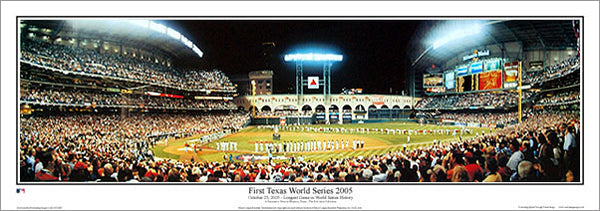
[250,140,366,154]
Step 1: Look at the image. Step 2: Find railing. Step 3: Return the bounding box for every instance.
[20,100,237,111]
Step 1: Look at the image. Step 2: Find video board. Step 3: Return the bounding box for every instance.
[485,59,501,71]
[478,70,502,90]
[504,61,519,82]
[457,74,479,92]
[444,71,455,90]
[456,66,468,76]
[423,73,444,87]
[470,62,483,74]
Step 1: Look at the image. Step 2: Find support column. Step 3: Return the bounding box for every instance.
[325,107,330,123]
[296,62,303,105]
[99,40,104,53]
[323,63,327,101]
[328,63,332,103]
[542,48,547,69]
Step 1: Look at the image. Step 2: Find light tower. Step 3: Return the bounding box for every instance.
[284,53,343,105]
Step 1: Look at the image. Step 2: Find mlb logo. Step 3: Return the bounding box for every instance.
[16,188,25,193]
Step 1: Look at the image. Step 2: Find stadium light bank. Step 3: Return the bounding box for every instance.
[284,52,342,105]
[127,20,203,58]
[412,20,503,66]
[432,24,483,49]
[284,53,343,62]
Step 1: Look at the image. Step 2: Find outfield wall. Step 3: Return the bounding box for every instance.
[249,117,419,125]
[234,94,420,121]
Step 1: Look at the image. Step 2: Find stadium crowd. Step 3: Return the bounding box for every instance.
[416,92,533,110]
[524,56,579,85]
[20,39,235,91]
[436,111,529,125]
[536,90,580,106]
[20,88,237,110]
[21,108,579,183]
[19,112,250,182]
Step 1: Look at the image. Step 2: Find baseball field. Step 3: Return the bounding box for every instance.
[152,121,495,162]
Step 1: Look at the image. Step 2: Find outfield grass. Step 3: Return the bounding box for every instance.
[151,122,495,162]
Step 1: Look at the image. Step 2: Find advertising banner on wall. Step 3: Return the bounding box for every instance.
[478,70,502,90]
[529,61,544,70]
[445,71,455,90]
[485,59,501,71]
[371,95,385,106]
[444,71,456,91]
[307,76,319,89]
[194,96,233,100]
[504,61,519,82]
[426,87,445,93]
[145,91,184,98]
[457,66,468,76]
[463,49,490,61]
[423,73,444,87]
[470,62,483,74]
[106,88,121,93]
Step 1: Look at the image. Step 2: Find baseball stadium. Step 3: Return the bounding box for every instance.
[19,19,581,183]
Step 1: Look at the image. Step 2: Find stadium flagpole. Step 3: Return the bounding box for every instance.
[518,61,522,123]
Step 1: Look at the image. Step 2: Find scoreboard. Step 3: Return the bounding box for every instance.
[457,74,479,92]
[424,48,521,94]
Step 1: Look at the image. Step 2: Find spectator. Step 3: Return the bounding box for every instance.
[483,157,502,182]
[450,166,470,182]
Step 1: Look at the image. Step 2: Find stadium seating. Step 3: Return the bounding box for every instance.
[536,90,580,106]
[20,88,237,110]
[415,92,534,110]
[20,39,235,91]
[524,56,579,85]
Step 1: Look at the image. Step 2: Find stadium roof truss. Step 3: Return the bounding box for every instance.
[20,19,203,61]
[411,20,579,73]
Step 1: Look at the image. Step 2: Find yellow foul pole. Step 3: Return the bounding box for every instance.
[518,61,522,123]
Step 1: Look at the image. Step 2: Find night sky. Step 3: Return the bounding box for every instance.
[167,20,418,94]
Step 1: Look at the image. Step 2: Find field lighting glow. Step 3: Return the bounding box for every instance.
[284,53,343,62]
[64,20,204,58]
[433,24,483,49]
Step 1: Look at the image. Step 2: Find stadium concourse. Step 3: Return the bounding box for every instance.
[19,19,580,183]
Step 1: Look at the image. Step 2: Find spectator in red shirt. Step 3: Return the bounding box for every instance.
[445,151,465,181]
[464,152,484,182]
